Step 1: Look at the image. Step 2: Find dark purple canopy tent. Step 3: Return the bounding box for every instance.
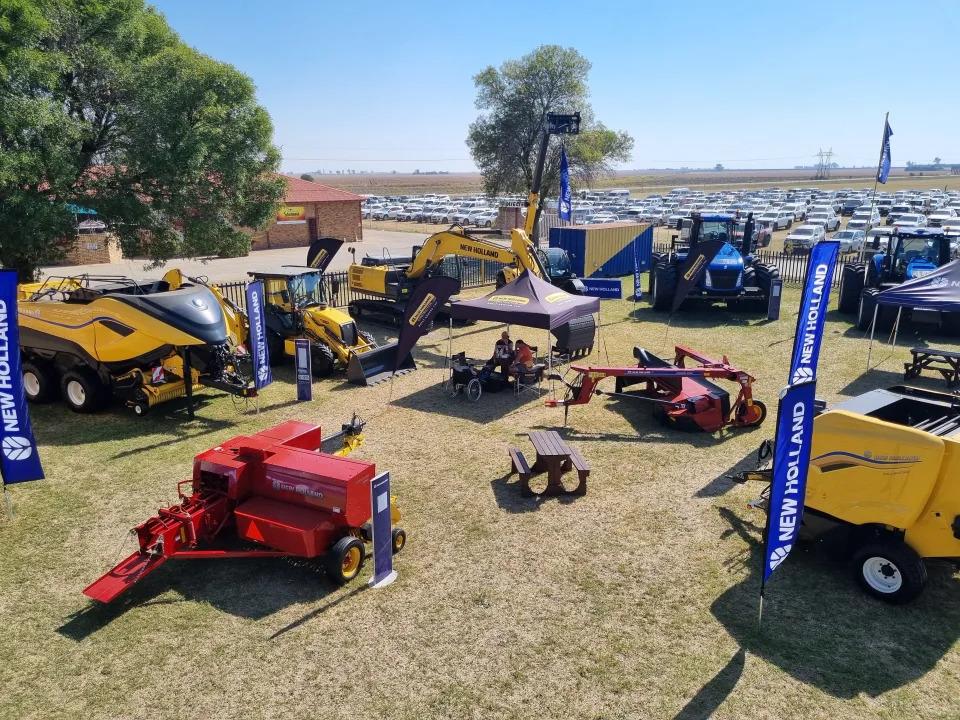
[446,271,602,382]
[447,270,599,328]
[866,259,960,365]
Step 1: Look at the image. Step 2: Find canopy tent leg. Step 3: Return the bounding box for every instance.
[444,317,453,390]
[891,306,902,348]
[866,304,879,368]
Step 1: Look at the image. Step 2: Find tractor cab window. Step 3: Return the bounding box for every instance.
[288,272,325,308]
[894,236,941,269]
[699,220,732,243]
[538,247,570,275]
[264,278,291,310]
[340,322,358,347]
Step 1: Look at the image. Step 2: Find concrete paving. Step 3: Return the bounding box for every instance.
[42,228,430,284]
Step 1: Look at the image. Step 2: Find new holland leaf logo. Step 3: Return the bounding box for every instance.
[791,366,813,384]
[768,544,791,571]
[2,435,33,461]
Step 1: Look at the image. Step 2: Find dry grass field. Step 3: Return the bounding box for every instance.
[317,168,960,198]
[2,279,959,719]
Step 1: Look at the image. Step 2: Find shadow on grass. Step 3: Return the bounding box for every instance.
[673,647,745,720]
[628,302,774,328]
[389,378,534,424]
[711,506,960,698]
[489,470,583,514]
[58,558,343,641]
[695,445,767,498]
[838,368,916,397]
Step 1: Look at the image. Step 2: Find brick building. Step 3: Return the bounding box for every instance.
[250,176,364,250]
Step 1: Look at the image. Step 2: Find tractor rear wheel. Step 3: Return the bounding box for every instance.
[651,262,677,311]
[60,368,107,413]
[838,264,865,314]
[857,288,880,331]
[311,344,336,378]
[754,262,779,305]
[326,536,366,585]
[851,540,927,604]
[22,360,58,403]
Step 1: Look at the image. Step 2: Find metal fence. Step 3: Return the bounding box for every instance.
[215,259,508,314]
[651,242,855,286]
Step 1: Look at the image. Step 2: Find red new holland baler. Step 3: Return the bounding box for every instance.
[83,420,405,604]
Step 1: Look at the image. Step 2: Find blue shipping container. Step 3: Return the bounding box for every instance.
[549,223,653,278]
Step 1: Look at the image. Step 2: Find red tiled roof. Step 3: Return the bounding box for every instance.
[281,175,364,203]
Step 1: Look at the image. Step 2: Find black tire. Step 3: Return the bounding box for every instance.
[60,368,107,413]
[755,262,779,303]
[325,535,365,585]
[736,399,767,427]
[851,540,927,604]
[311,343,336,378]
[358,329,377,347]
[391,527,406,555]
[266,331,285,366]
[857,288,879,331]
[838,264,865,314]
[132,400,150,416]
[651,262,677,311]
[22,360,58,403]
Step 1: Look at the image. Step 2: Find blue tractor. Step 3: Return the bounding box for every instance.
[649,212,780,311]
[837,228,959,333]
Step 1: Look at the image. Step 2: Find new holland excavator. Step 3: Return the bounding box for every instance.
[343,113,586,325]
[18,274,256,415]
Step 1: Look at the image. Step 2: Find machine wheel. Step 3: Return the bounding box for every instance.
[311,344,336,378]
[60,368,106,413]
[358,329,377,347]
[852,540,927,604]
[22,360,58,403]
[857,288,879,331]
[391,527,407,554]
[650,262,677,311]
[132,400,150,416]
[466,378,482,402]
[736,399,767,427]
[838,264,865,314]
[266,331,285,366]
[326,536,366,585]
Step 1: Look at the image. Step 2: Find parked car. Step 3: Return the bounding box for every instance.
[886,205,913,225]
[840,198,863,216]
[759,210,792,230]
[830,229,866,253]
[892,213,928,230]
[806,211,841,231]
[927,209,957,227]
[783,224,826,253]
[470,210,497,228]
[846,208,881,231]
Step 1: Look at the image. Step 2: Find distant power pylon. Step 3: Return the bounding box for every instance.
[814,147,834,180]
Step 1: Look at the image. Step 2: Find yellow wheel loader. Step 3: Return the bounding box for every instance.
[747,384,960,603]
[247,267,414,386]
[18,275,256,416]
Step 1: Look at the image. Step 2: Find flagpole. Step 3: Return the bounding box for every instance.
[859,112,889,262]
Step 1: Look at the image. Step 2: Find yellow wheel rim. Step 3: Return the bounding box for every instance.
[393,533,404,551]
[341,546,361,577]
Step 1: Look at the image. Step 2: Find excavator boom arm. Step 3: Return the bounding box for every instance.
[406,229,546,280]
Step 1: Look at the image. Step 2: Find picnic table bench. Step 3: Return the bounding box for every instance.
[508,430,590,497]
[904,347,960,387]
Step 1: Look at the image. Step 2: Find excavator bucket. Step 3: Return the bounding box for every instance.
[345,342,416,386]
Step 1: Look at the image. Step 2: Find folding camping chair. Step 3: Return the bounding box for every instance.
[514,346,547,397]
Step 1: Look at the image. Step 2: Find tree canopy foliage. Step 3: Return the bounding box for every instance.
[466,45,633,201]
[0,0,284,279]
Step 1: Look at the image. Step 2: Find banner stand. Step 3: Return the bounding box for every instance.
[369,569,398,589]
[3,486,13,519]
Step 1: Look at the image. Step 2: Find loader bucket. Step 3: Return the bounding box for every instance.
[346,342,416,386]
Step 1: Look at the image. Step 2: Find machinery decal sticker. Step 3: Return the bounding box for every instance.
[488,294,530,306]
[408,293,438,327]
[810,450,921,473]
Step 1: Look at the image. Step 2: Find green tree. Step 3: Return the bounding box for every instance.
[714,163,725,171]
[0,0,284,280]
[933,157,942,166]
[466,45,633,201]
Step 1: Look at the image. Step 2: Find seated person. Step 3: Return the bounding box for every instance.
[484,331,514,379]
[512,339,535,374]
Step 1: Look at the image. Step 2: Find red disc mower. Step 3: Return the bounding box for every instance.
[83,417,405,604]
[546,345,766,433]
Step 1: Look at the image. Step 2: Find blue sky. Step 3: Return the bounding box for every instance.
[151,0,958,173]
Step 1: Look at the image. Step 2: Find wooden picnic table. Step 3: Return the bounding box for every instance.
[904,347,960,387]
[508,430,590,497]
